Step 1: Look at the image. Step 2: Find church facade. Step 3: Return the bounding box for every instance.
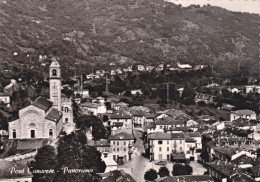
[8,59,73,139]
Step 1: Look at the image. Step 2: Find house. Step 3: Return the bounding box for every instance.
[0,161,32,182]
[206,160,238,182]
[102,157,118,173]
[194,65,207,70]
[137,65,145,71]
[109,114,132,129]
[246,85,260,93]
[232,118,260,131]
[212,146,257,162]
[148,133,198,161]
[177,62,192,69]
[230,110,256,121]
[131,89,143,95]
[86,73,96,80]
[146,65,155,71]
[90,139,111,154]
[195,93,215,104]
[80,102,107,115]
[0,93,11,107]
[74,89,89,98]
[113,102,129,111]
[132,112,146,128]
[109,132,135,162]
[156,109,189,119]
[154,117,187,133]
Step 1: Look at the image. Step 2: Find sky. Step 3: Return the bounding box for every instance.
[166,0,260,14]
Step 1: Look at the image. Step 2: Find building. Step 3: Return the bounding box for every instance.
[80,102,107,115]
[230,110,256,121]
[8,59,73,140]
[177,62,192,69]
[109,114,132,129]
[109,132,135,162]
[74,89,89,98]
[245,85,260,93]
[0,92,11,107]
[148,133,185,161]
[195,93,215,104]
[148,132,202,161]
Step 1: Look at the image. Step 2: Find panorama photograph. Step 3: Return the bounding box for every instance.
[0,0,260,182]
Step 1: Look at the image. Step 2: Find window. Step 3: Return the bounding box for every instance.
[113,148,115,152]
[180,140,182,144]
[167,147,169,151]
[49,129,53,137]
[167,140,169,145]
[117,148,119,152]
[113,141,115,145]
[124,148,126,152]
[124,141,126,145]
[65,118,68,123]
[52,69,57,76]
[65,107,69,113]
[117,141,119,145]
[12,129,16,139]
[158,141,163,145]
[180,147,182,151]
[159,147,162,151]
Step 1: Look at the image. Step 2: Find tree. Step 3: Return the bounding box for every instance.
[158,167,169,177]
[54,132,106,182]
[75,115,108,140]
[172,163,193,176]
[29,145,57,182]
[144,168,158,181]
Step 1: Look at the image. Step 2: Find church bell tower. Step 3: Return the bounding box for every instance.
[49,58,61,111]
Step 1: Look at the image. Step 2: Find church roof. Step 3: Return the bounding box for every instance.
[46,108,62,122]
[32,97,53,112]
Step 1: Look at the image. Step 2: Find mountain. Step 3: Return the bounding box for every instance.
[0,0,259,77]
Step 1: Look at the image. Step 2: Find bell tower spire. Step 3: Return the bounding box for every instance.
[49,58,61,111]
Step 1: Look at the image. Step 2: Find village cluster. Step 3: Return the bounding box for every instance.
[0,59,260,182]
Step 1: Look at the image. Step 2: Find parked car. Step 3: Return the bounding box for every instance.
[155,160,167,165]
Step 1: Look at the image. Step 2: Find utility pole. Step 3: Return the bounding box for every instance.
[166,83,169,103]
[105,75,109,93]
[80,75,83,90]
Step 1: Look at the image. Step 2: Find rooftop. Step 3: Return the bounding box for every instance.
[109,132,134,140]
[32,96,53,112]
[45,108,62,122]
[206,160,237,177]
[232,109,256,116]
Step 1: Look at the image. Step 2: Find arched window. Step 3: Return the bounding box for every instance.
[64,107,69,113]
[12,129,16,139]
[49,129,53,137]
[52,69,57,76]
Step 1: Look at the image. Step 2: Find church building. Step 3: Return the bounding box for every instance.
[8,59,73,139]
